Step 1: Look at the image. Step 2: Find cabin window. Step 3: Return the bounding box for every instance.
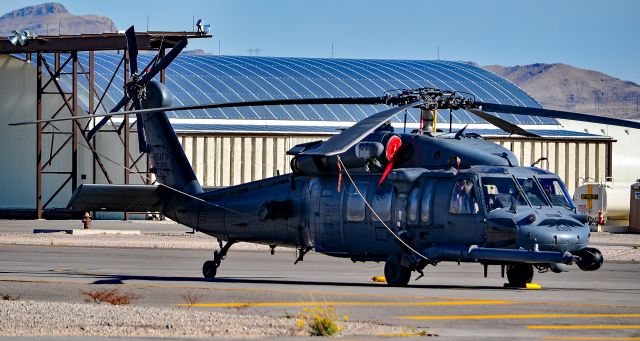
[421,180,436,222]
[516,177,549,207]
[481,176,527,211]
[538,177,574,209]
[407,186,420,222]
[346,181,368,222]
[449,177,480,214]
[372,184,393,222]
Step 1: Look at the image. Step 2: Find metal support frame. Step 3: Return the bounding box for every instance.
[0,31,210,219]
[33,51,150,219]
[35,52,80,217]
[123,49,131,220]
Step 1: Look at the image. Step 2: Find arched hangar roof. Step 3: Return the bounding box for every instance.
[68,54,557,127]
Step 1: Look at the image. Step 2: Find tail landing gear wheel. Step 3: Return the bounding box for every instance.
[506,264,533,287]
[202,240,235,279]
[202,260,217,279]
[384,254,411,287]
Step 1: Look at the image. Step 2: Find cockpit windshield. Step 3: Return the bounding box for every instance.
[516,177,549,207]
[481,177,527,212]
[538,177,574,209]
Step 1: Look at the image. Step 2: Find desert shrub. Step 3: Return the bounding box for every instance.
[179,291,201,307]
[82,288,137,305]
[1,293,20,301]
[297,305,345,336]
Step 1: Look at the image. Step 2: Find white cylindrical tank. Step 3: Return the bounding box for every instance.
[573,183,607,223]
[573,182,631,223]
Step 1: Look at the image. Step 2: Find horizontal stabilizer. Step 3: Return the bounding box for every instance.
[67,184,164,212]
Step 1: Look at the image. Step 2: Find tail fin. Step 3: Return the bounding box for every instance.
[141,81,202,195]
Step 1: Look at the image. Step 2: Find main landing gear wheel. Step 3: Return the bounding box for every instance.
[506,264,534,287]
[202,260,217,279]
[384,254,411,287]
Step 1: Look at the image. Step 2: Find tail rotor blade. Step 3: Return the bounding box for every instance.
[87,96,128,139]
[139,38,188,84]
[130,96,149,153]
[135,113,148,153]
[125,26,138,75]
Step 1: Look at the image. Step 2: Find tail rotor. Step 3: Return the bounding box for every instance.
[86,25,188,154]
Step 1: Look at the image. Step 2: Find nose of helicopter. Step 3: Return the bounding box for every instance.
[517,217,590,252]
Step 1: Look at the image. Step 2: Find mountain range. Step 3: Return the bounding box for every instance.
[484,63,640,119]
[2,2,638,119]
[0,2,115,36]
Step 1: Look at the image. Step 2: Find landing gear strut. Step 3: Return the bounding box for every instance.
[203,240,235,279]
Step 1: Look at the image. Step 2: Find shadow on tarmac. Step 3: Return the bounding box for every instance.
[3,269,638,293]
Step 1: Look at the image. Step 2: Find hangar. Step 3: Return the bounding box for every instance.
[0,33,620,218]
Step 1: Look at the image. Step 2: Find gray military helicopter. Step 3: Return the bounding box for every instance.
[13,26,640,287]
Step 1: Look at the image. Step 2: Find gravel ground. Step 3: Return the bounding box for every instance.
[0,231,638,261]
[0,232,274,251]
[0,300,415,338]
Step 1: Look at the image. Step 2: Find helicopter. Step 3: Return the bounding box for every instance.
[12,26,640,287]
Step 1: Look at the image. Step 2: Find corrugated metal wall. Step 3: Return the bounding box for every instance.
[178,134,610,195]
[178,135,325,186]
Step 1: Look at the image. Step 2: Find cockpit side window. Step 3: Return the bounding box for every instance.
[449,177,479,215]
[538,177,574,209]
[481,176,527,211]
[516,177,549,207]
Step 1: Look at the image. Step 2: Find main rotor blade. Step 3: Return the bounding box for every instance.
[125,26,138,75]
[479,102,640,130]
[302,101,424,156]
[138,37,188,84]
[468,109,541,138]
[9,96,387,126]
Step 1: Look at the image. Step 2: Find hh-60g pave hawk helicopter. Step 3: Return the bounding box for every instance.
[13,26,640,288]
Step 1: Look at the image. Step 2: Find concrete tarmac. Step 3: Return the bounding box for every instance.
[1,243,639,340]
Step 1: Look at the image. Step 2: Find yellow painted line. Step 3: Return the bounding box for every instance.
[397,313,640,320]
[543,337,640,340]
[526,283,542,289]
[178,299,513,308]
[529,325,640,330]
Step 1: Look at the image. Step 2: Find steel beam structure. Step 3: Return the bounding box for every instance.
[1,31,210,219]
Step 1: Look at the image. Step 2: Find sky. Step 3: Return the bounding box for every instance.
[2,0,639,83]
